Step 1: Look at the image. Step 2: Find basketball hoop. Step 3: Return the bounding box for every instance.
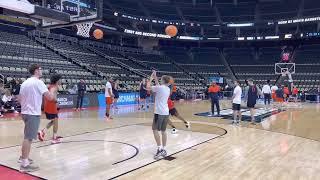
[76,22,94,38]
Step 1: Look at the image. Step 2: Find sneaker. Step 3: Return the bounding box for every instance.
[250,122,256,125]
[37,130,45,141]
[0,114,3,118]
[171,128,178,134]
[160,149,167,157]
[185,122,191,129]
[154,149,162,160]
[20,164,39,173]
[51,138,62,144]
[18,157,33,164]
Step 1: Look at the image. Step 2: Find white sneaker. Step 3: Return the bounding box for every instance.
[51,138,62,144]
[171,128,178,134]
[185,122,191,129]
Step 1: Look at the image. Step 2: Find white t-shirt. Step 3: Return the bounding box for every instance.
[233,85,242,104]
[151,85,170,115]
[105,82,113,97]
[20,77,48,116]
[271,85,278,92]
[262,84,271,94]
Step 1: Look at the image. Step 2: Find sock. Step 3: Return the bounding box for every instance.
[53,133,57,139]
[162,146,166,150]
[21,158,30,167]
[158,146,162,150]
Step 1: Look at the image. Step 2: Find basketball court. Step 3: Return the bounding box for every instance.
[1,101,320,179]
[0,0,320,179]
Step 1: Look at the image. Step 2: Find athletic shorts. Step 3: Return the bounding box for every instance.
[152,114,169,131]
[21,114,40,140]
[247,101,256,108]
[140,93,147,99]
[232,103,241,111]
[169,108,177,116]
[45,113,58,120]
[113,91,119,99]
[105,97,113,105]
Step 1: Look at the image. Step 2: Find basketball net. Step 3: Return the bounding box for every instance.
[76,22,94,38]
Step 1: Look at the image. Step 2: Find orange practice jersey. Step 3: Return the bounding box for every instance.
[168,98,175,110]
[44,85,58,114]
[208,85,220,93]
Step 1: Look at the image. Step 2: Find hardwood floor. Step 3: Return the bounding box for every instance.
[0,100,319,179]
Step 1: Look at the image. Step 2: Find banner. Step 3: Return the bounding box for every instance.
[98,92,139,108]
[208,77,223,84]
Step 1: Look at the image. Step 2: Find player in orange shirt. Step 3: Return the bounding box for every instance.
[167,97,190,134]
[38,74,62,144]
[208,80,221,116]
[292,86,299,102]
[283,86,290,102]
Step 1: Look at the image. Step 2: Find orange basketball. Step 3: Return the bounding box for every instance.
[165,25,178,37]
[93,29,104,39]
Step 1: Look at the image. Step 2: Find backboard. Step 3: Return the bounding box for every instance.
[41,0,102,28]
[275,63,295,76]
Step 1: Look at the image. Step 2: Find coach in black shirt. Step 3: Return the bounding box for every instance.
[76,79,86,111]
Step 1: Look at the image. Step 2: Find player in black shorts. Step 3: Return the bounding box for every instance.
[246,79,260,125]
[112,79,120,109]
[167,98,190,133]
[139,78,148,110]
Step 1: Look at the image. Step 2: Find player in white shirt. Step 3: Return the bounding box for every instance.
[262,80,272,107]
[147,70,171,160]
[18,64,56,173]
[232,80,242,125]
[105,77,114,119]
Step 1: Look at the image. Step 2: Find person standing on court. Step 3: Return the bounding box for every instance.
[18,64,56,172]
[232,80,242,125]
[208,80,221,116]
[262,80,272,107]
[105,77,114,120]
[147,70,171,160]
[76,79,86,111]
[246,79,260,125]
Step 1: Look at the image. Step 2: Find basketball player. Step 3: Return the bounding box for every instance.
[38,74,62,144]
[292,86,299,103]
[167,83,190,133]
[262,80,272,108]
[232,80,242,125]
[275,85,285,108]
[271,84,278,103]
[147,70,171,160]
[246,79,260,125]
[283,85,290,102]
[112,79,120,109]
[105,77,114,119]
[139,78,148,110]
[208,80,221,116]
[18,64,56,172]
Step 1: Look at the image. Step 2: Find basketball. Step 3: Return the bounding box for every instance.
[165,25,178,37]
[93,29,104,39]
